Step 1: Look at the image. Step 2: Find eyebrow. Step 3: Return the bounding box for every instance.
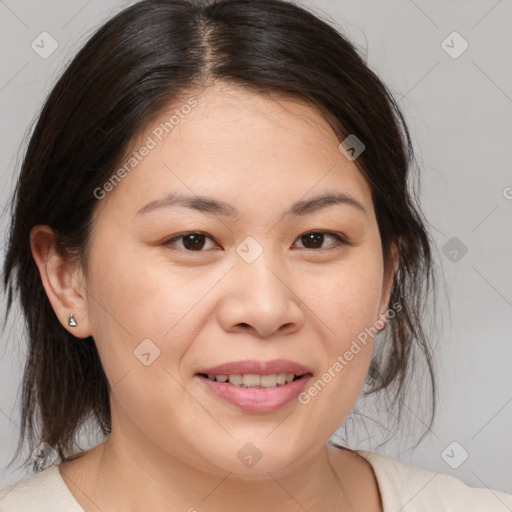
[136,191,367,218]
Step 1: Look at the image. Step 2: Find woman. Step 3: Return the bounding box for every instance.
[1,0,511,510]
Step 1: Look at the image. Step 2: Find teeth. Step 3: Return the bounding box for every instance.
[206,373,297,388]
[242,374,261,387]
[228,375,243,386]
[260,374,278,388]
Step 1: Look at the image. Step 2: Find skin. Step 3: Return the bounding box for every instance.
[30,81,398,511]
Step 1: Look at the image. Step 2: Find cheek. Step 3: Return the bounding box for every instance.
[85,241,227,379]
[304,250,384,349]
[295,250,383,410]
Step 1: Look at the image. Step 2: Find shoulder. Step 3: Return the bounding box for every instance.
[0,465,84,512]
[356,449,512,512]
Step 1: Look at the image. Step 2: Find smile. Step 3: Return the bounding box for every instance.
[195,373,312,413]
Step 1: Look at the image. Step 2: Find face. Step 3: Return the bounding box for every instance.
[81,82,395,476]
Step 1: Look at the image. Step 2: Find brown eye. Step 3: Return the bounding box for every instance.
[182,233,206,250]
[163,232,217,251]
[293,231,347,250]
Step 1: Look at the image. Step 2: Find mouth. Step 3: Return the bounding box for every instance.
[194,360,313,413]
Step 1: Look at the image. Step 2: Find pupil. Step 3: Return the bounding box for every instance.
[184,234,205,251]
[302,232,323,248]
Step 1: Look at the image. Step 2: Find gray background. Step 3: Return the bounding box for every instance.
[1,0,511,497]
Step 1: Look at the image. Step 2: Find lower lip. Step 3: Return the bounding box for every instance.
[196,374,312,413]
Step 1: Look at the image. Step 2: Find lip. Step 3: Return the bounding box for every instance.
[195,359,312,376]
[196,373,312,413]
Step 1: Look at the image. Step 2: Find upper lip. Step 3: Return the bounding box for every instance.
[195,359,312,376]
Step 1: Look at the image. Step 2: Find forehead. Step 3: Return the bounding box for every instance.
[94,82,373,221]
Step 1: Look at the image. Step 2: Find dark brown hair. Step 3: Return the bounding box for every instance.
[2,0,438,471]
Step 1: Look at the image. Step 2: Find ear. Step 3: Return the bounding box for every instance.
[30,225,92,339]
[377,241,400,329]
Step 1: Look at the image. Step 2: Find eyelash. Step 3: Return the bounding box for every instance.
[162,231,351,253]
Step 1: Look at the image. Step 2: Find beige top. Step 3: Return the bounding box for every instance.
[1,449,511,511]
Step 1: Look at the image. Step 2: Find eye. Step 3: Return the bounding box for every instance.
[292,231,348,250]
[162,230,350,253]
[162,232,219,252]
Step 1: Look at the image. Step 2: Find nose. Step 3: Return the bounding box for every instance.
[216,251,305,338]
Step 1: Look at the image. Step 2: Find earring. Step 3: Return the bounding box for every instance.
[67,313,77,327]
